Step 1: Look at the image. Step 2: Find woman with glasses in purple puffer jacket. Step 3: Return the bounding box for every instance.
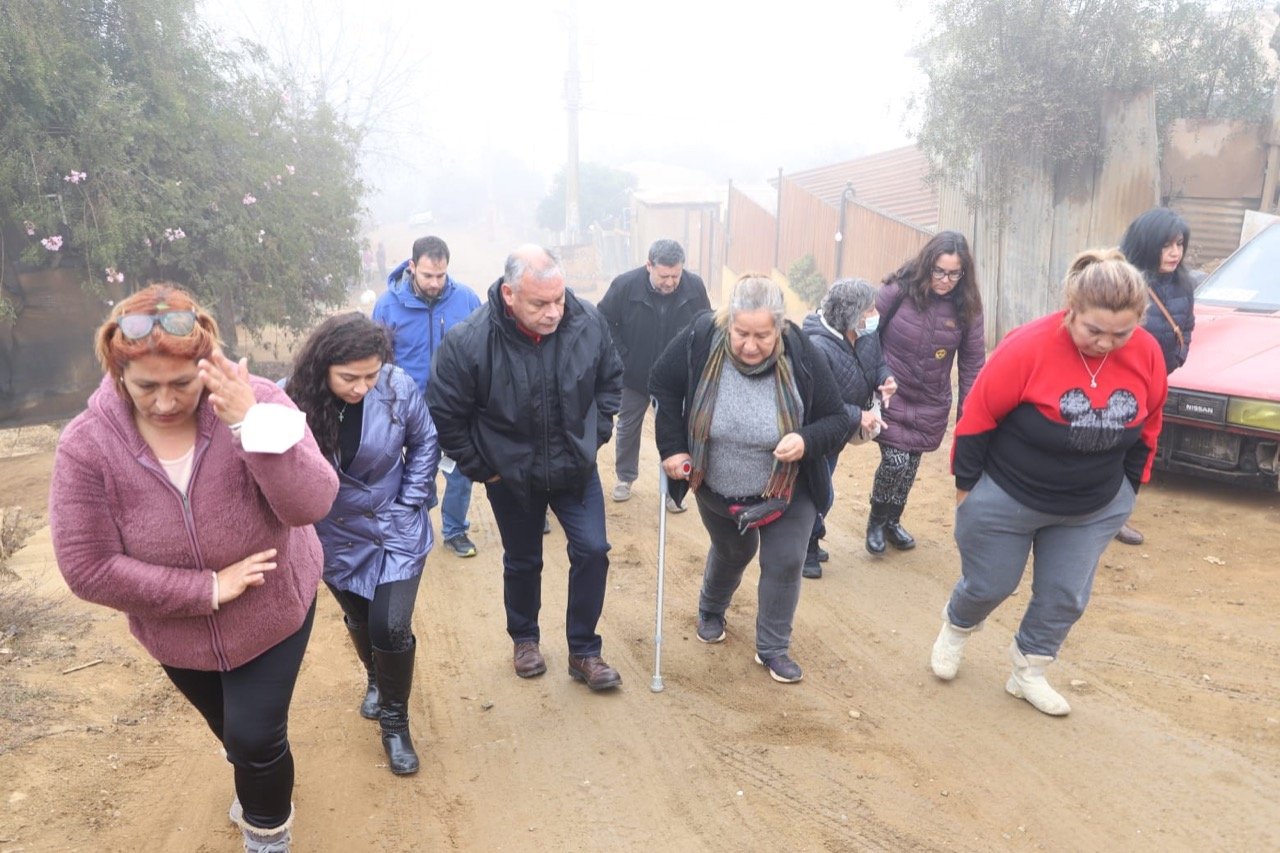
[49,283,337,852]
[867,231,986,556]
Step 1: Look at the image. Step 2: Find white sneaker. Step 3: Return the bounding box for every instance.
[665,495,687,514]
[612,481,633,502]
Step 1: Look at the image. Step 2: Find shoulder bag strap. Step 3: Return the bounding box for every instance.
[1147,288,1185,351]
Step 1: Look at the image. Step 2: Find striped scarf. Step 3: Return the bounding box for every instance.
[687,324,803,499]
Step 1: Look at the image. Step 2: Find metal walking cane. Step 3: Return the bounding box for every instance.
[651,462,669,693]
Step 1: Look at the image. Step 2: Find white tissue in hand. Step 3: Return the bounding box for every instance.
[239,403,306,454]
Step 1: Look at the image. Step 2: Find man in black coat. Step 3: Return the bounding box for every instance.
[428,244,625,691]
[597,239,710,510]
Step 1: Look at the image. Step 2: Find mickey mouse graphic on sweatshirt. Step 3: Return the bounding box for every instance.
[951,310,1168,515]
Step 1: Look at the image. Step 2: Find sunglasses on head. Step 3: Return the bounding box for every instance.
[118,310,198,340]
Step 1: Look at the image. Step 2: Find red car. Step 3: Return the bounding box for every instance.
[1155,223,1280,490]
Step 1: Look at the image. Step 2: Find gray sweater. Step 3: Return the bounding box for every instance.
[706,367,803,497]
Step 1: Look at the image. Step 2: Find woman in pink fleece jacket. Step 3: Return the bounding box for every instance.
[49,284,338,852]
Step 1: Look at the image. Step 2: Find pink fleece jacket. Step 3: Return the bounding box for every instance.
[49,373,339,671]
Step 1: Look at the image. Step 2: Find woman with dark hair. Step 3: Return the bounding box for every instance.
[931,249,1166,716]
[800,278,896,577]
[50,283,338,852]
[286,313,439,776]
[1115,207,1195,545]
[867,231,985,555]
[649,275,849,683]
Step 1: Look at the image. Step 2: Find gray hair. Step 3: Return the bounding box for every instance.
[716,274,785,330]
[503,244,562,292]
[819,278,877,334]
[647,239,685,267]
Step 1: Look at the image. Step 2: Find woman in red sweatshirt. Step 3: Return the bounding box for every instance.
[928,250,1167,716]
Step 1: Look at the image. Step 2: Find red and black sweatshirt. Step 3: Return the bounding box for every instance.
[951,310,1168,515]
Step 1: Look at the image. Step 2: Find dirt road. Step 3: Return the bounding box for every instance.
[2,422,1278,851]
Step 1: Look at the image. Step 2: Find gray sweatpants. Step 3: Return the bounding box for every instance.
[613,387,650,485]
[695,484,817,659]
[946,474,1135,658]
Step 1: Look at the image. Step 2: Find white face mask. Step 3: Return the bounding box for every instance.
[856,313,879,337]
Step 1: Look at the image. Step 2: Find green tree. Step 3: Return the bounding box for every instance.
[914,0,1276,209]
[536,162,637,232]
[0,0,364,341]
[786,254,826,309]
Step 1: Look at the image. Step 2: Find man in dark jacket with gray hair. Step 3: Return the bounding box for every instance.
[597,239,710,510]
[428,244,626,691]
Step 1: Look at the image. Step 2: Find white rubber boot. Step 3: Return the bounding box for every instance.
[1005,639,1071,716]
[930,604,981,680]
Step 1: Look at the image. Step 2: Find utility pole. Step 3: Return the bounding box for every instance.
[563,0,582,243]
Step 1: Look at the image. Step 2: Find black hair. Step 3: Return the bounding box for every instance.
[285,313,395,460]
[411,235,450,265]
[883,230,982,327]
[1120,207,1194,297]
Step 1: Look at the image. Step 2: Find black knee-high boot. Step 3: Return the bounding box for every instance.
[344,617,380,720]
[373,638,420,775]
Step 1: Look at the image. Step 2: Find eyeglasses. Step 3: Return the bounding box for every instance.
[118,311,198,340]
[931,268,964,282]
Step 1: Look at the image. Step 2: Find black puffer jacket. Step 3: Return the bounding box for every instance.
[801,312,892,442]
[648,311,850,510]
[1144,272,1195,374]
[596,265,711,391]
[428,280,624,510]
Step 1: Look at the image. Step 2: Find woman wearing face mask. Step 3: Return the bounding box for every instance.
[649,275,849,683]
[50,284,338,852]
[800,278,897,578]
[285,313,439,777]
[1113,207,1195,546]
[930,249,1166,716]
[868,231,985,556]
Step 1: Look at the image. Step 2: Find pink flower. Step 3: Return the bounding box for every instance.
[23,220,36,236]
[163,227,186,242]
[41,235,63,251]
[63,170,87,184]
[243,193,257,205]
[104,267,125,284]
[311,190,320,197]
[144,237,152,247]
[285,164,295,176]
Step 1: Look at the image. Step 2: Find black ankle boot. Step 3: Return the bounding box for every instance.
[344,617,380,720]
[866,503,889,555]
[802,536,823,579]
[884,502,916,550]
[373,639,420,775]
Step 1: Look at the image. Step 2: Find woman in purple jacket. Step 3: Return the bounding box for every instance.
[50,284,339,852]
[286,313,439,776]
[868,231,985,555]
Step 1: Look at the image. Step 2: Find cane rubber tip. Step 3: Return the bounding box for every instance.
[650,677,665,692]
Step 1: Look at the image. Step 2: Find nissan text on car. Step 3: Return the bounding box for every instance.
[1155,222,1280,490]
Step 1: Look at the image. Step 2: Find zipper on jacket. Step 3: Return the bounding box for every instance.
[137,435,232,671]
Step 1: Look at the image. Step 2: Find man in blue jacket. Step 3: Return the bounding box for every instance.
[374,235,482,557]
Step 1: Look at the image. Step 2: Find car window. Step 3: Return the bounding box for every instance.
[1196,224,1280,309]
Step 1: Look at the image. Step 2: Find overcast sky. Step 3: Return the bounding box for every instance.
[201,1,929,218]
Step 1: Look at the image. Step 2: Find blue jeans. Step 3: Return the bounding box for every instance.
[484,469,611,656]
[440,465,473,540]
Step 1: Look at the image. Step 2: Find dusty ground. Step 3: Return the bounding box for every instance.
[1,417,1278,852]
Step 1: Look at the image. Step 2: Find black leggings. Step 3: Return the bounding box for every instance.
[162,598,315,830]
[325,573,422,651]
